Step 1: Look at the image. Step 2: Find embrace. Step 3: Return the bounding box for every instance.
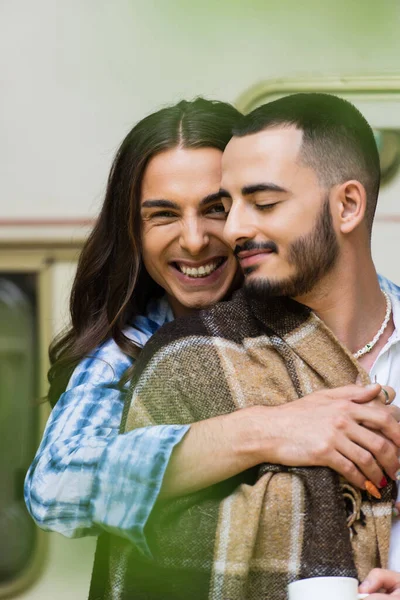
[27,93,400,600]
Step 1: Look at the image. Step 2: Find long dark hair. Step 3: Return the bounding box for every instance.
[48,98,241,406]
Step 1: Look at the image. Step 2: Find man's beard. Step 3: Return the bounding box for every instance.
[242,197,339,301]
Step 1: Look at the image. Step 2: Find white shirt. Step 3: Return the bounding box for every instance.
[370,293,400,570]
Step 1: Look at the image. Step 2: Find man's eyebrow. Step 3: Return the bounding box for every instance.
[141,199,180,210]
[242,183,288,196]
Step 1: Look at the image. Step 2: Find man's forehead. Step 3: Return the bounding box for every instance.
[224,126,302,165]
[221,126,304,189]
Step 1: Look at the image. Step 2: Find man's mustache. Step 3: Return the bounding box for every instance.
[233,240,278,257]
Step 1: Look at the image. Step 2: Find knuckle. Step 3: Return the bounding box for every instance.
[372,437,388,455]
[312,440,331,461]
[333,415,349,431]
[358,450,374,468]
[341,462,357,480]
[381,412,393,428]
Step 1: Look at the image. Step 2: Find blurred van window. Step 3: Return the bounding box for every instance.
[0,274,37,584]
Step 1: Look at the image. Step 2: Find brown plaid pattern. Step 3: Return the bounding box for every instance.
[89,290,393,600]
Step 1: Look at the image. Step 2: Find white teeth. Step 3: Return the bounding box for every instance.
[178,261,221,278]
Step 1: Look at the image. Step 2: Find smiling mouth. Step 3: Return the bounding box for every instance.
[172,257,226,278]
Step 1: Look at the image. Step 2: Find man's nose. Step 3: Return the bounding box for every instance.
[223,203,257,249]
[179,220,209,255]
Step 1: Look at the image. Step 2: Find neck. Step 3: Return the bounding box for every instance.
[294,254,393,369]
[167,295,197,318]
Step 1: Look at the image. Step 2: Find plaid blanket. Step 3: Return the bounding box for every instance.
[89,290,393,600]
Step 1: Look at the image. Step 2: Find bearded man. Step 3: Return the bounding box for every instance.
[94,93,400,600]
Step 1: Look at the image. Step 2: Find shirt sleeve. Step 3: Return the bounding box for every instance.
[24,337,189,557]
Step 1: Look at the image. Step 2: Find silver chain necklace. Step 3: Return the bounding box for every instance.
[353,291,392,359]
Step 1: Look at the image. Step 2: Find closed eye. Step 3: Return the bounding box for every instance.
[255,202,279,211]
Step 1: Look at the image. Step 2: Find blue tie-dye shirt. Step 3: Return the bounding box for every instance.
[24,295,188,557]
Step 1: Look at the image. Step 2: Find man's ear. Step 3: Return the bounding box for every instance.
[333,180,367,234]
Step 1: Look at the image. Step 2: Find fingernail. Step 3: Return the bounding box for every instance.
[365,480,381,499]
[365,383,379,390]
[379,476,388,488]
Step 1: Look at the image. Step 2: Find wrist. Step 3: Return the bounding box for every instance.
[230,405,278,469]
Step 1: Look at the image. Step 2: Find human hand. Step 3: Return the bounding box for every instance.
[250,383,400,491]
[359,568,400,597]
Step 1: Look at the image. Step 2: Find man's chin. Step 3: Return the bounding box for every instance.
[244,276,285,299]
[243,271,308,299]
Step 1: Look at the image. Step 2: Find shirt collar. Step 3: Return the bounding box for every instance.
[145,294,174,327]
[386,291,400,345]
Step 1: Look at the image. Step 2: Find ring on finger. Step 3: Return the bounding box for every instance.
[382,388,391,405]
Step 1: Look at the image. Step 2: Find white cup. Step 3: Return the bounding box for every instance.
[288,576,369,600]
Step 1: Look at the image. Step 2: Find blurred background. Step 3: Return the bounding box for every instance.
[1,1,400,598]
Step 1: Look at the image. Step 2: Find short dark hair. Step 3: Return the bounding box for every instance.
[233,93,380,231]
